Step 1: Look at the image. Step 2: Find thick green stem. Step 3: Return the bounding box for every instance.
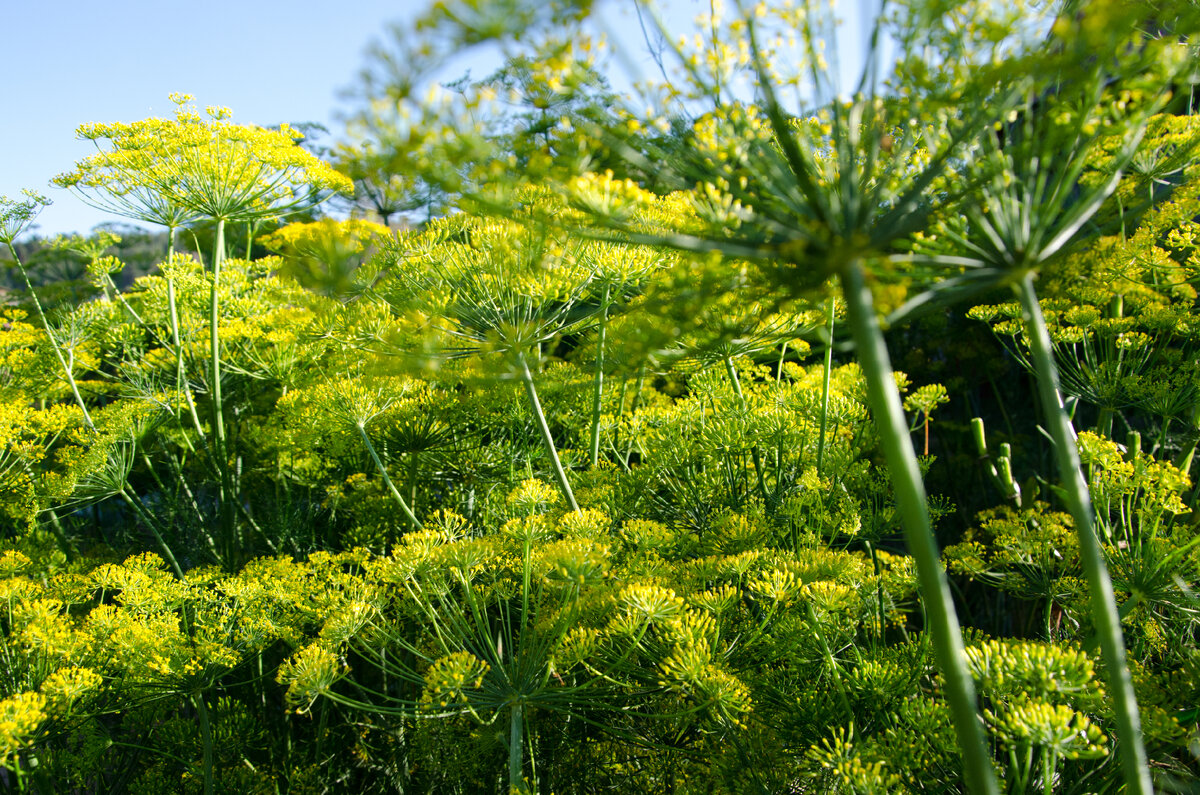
[589,285,611,469]
[245,220,256,260]
[43,508,75,562]
[192,694,214,795]
[516,352,580,512]
[209,220,240,565]
[210,220,227,449]
[841,262,998,795]
[357,423,422,531]
[1015,274,1150,795]
[817,295,836,477]
[508,702,525,794]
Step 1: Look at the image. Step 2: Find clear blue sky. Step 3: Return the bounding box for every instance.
[4,0,866,238]
[3,0,431,236]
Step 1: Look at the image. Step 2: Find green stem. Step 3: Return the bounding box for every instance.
[210,220,227,449]
[841,262,997,795]
[167,277,210,447]
[357,423,422,530]
[209,219,241,565]
[817,295,836,477]
[623,364,648,466]
[405,452,421,543]
[866,540,885,644]
[509,702,525,794]
[192,694,214,795]
[589,285,611,469]
[245,220,256,260]
[7,242,95,429]
[516,352,580,512]
[1015,273,1150,795]
[806,600,853,720]
[43,508,75,562]
[119,487,185,580]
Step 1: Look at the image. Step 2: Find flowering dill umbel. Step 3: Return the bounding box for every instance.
[55,94,352,231]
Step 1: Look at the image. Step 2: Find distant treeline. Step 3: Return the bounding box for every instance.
[0,217,297,309]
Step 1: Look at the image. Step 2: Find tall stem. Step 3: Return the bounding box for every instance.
[817,295,836,477]
[192,694,215,795]
[841,262,997,795]
[210,219,227,450]
[516,352,580,512]
[168,277,209,447]
[508,702,525,793]
[588,284,611,469]
[209,219,238,565]
[245,220,256,260]
[1015,273,1150,795]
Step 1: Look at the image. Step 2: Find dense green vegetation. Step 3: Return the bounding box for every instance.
[1,0,1199,792]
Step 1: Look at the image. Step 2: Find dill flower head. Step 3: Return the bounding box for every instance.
[421,650,490,710]
[278,643,346,713]
[39,667,103,713]
[0,691,47,768]
[55,95,352,227]
[0,191,50,245]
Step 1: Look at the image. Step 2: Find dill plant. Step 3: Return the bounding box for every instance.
[2,3,1200,791]
[54,95,352,566]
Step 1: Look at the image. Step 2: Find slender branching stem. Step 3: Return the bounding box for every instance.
[118,487,185,580]
[6,242,95,429]
[356,423,422,530]
[589,284,611,469]
[841,261,997,795]
[805,600,853,720]
[43,508,75,562]
[1015,272,1151,795]
[817,295,835,477]
[723,356,769,502]
[167,277,212,450]
[516,352,580,512]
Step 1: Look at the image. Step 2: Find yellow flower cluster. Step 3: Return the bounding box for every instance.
[0,691,46,768]
[55,95,352,226]
[421,651,489,709]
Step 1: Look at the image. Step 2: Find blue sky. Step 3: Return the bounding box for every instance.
[3,0,433,236]
[4,0,867,238]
